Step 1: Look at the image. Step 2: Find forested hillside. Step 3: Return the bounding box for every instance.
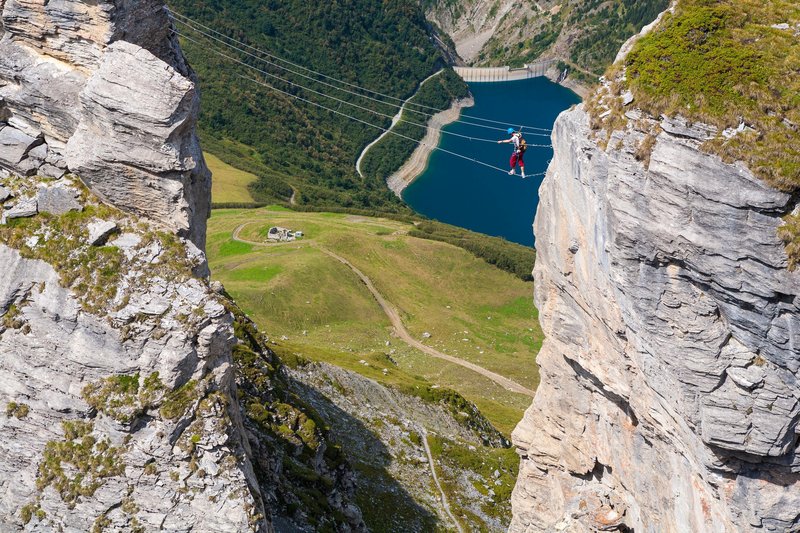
[167,0,466,211]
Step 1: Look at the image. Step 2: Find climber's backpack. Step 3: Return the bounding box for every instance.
[518,135,527,154]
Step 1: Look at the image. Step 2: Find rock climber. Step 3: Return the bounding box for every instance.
[498,128,526,178]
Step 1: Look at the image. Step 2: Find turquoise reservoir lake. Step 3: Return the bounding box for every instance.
[403,77,580,247]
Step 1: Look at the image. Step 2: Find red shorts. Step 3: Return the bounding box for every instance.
[510,151,524,168]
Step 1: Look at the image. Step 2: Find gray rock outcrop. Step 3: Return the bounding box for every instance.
[86,219,118,246]
[510,103,800,531]
[2,197,36,221]
[0,0,209,249]
[35,182,81,215]
[0,243,264,532]
[0,1,364,531]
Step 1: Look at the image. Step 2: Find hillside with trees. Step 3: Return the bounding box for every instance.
[168,0,467,211]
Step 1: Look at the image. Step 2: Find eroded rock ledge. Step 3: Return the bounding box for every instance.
[511,101,800,531]
[0,0,208,248]
[0,2,365,531]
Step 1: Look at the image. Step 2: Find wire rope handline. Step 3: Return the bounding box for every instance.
[167,8,554,135]
[173,29,553,148]
[170,13,551,138]
[233,71,549,179]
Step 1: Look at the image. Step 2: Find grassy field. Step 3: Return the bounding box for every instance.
[206,152,258,203]
[207,207,542,435]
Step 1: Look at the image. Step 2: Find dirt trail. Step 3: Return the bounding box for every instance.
[355,70,444,179]
[318,248,535,397]
[230,222,534,397]
[419,426,464,533]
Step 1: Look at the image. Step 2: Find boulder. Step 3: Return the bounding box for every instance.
[27,143,48,161]
[621,90,634,106]
[0,125,40,167]
[0,186,12,203]
[86,220,118,246]
[3,197,37,219]
[659,115,717,141]
[16,156,40,176]
[39,163,66,179]
[36,183,81,215]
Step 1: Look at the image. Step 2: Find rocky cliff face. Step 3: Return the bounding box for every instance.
[0,2,363,531]
[511,95,800,530]
[424,0,516,63]
[0,0,208,248]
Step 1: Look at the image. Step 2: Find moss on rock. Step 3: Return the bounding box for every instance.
[36,421,126,508]
[6,401,30,419]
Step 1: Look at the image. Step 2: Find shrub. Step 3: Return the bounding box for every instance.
[6,401,30,419]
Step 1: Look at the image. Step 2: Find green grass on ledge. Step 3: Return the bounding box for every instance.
[624,0,799,191]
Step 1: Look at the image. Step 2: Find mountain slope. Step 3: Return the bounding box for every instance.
[206,206,540,530]
[425,0,670,84]
[168,0,467,211]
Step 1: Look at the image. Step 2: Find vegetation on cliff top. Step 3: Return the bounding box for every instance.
[615,0,800,267]
[623,0,800,191]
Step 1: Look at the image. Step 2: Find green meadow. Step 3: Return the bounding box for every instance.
[206,152,258,204]
[207,207,542,435]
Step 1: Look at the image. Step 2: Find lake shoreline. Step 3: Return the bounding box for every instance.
[402,77,580,247]
[356,70,445,178]
[387,95,475,197]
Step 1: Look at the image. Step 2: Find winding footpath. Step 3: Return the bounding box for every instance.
[230,222,535,397]
[318,248,535,397]
[372,384,462,531]
[355,70,444,178]
[419,426,463,533]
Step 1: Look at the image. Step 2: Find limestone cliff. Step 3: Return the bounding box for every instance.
[510,62,800,533]
[0,2,363,531]
[0,0,207,248]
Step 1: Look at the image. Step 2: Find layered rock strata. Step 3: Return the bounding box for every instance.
[0,177,266,532]
[511,102,800,531]
[0,2,364,531]
[0,0,208,248]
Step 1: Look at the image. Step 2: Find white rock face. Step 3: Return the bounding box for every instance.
[511,105,800,532]
[0,2,275,531]
[66,40,209,248]
[0,244,265,532]
[0,0,209,249]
